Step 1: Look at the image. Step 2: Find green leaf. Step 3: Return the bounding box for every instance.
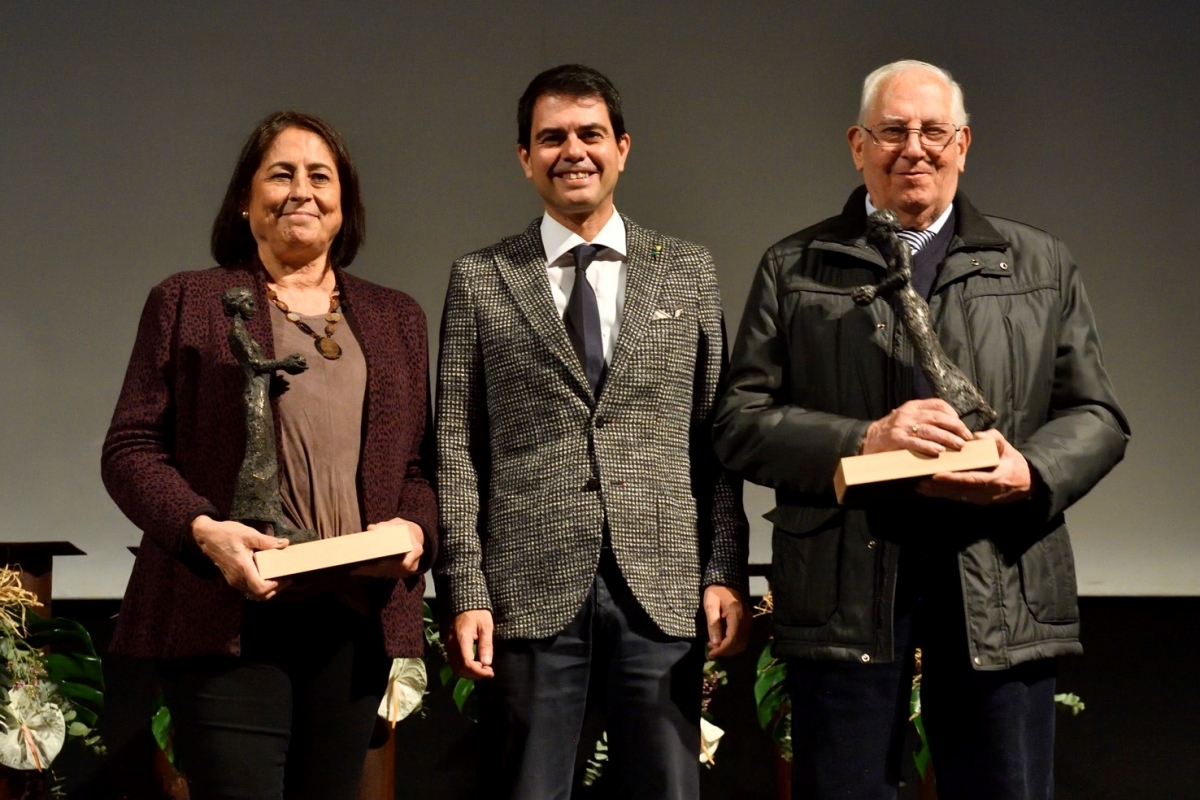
[151,704,175,765]
[912,737,932,778]
[44,653,105,691]
[756,683,787,730]
[54,680,104,710]
[66,704,98,729]
[767,711,790,751]
[756,642,775,672]
[439,664,455,687]
[25,615,96,655]
[22,613,106,733]
[909,680,933,778]
[452,678,478,721]
[67,721,90,738]
[1054,692,1086,715]
[754,662,787,706]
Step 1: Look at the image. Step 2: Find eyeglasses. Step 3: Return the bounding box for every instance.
[861,123,961,150]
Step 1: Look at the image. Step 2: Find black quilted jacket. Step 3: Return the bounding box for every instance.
[714,188,1129,669]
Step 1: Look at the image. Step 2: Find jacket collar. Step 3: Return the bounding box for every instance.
[495,214,666,406]
[604,213,666,397]
[496,218,594,401]
[811,186,1011,279]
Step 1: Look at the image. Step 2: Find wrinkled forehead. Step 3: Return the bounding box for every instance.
[869,70,955,123]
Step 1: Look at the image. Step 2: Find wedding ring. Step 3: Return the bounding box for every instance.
[911,424,920,435]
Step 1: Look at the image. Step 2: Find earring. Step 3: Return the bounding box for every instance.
[241,210,249,219]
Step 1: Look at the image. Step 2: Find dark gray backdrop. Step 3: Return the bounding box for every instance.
[2,1,1195,598]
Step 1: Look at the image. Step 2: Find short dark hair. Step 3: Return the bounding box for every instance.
[211,110,366,269]
[517,64,626,152]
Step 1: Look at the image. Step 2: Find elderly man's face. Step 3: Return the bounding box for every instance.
[848,70,970,230]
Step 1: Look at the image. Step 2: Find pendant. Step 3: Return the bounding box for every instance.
[315,337,342,360]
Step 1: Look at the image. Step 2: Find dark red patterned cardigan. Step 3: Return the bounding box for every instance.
[102,264,437,659]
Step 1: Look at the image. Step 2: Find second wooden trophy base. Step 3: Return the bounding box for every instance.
[834,438,1000,504]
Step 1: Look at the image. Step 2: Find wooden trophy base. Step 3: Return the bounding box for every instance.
[834,437,1000,504]
[254,527,412,580]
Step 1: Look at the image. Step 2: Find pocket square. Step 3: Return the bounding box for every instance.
[652,307,685,320]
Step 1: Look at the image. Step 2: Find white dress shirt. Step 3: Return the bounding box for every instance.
[541,210,628,365]
[865,194,954,235]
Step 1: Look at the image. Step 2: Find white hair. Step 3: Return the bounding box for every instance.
[857,60,969,127]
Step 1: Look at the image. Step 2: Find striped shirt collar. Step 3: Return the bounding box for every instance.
[864,195,954,252]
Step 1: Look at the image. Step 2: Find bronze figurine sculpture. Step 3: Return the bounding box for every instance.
[854,210,998,432]
[223,286,318,543]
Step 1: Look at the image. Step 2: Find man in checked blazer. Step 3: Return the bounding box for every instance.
[435,64,750,799]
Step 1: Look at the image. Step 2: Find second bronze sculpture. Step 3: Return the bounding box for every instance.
[853,209,998,432]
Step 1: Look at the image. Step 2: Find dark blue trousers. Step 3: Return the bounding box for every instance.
[478,551,703,800]
[788,564,1057,800]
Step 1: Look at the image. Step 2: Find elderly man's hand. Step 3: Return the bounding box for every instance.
[917,428,1034,504]
[861,398,973,457]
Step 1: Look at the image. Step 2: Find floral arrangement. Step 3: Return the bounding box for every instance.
[0,566,105,776]
[752,592,791,761]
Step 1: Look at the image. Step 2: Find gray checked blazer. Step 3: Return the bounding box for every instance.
[434,215,749,641]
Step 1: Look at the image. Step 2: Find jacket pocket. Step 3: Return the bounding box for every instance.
[1017,525,1080,624]
[767,505,842,626]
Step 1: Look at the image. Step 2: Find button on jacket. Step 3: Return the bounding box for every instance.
[714,187,1129,669]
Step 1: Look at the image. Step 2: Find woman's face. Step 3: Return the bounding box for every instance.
[246,127,343,267]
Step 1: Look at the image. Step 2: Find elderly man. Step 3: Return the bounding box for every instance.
[435,64,749,799]
[714,60,1129,799]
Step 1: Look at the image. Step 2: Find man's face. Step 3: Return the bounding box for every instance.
[518,93,630,230]
[848,69,971,230]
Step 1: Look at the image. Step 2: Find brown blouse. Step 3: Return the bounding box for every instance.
[271,303,381,615]
[269,302,367,540]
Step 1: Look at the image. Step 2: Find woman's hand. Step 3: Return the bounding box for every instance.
[190,514,287,600]
[347,518,426,580]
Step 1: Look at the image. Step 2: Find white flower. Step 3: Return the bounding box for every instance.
[0,686,66,771]
[377,657,427,724]
[699,717,725,765]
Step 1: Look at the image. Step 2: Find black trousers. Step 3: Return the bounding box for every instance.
[157,597,390,800]
[478,551,704,800]
[788,557,1057,800]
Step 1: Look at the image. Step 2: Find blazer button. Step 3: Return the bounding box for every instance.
[583,477,601,492]
[595,417,608,429]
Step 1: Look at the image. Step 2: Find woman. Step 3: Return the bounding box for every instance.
[102,111,435,799]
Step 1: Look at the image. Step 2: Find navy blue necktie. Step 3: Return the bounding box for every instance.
[564,244,606,395]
